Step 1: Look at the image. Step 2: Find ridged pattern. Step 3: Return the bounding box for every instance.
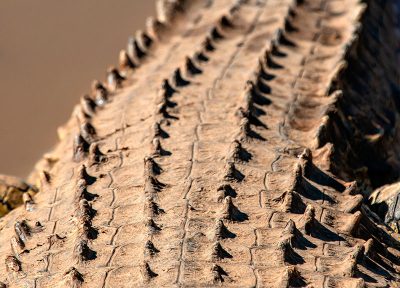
[0,0,399,287]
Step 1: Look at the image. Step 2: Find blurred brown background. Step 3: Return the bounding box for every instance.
[0,0,154,178]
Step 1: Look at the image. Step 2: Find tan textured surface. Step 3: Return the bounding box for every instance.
[0,0,399,287]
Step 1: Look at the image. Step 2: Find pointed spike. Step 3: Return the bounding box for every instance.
[348,244,365,262]
[313,115,330,149]
[73,134,89,162]
[284,17,297,32]
[210,26,224,40]
[119,49,136,70]
[145,218,161,234]
[144,175,166,194]
[271,39,286,57]
[107,67,125,91]
[133,38,146,59]
[80,122,96,144]
[146,16,164,40]
[91,80,108,106]
[223,162,244,182]
[342,211,362,236]
[155,101,168,117]
[156,0,177,24]
[236,107,249,123]
[211,241,232,260]
[211,264,228,283]
[144,198,164,217]
[151,137,165,156]
[278,266,305,287]
[184,56,202,76]
[277,238,297,263]
[300,205,316,235]
[144,240,159,257]
[64,267,84,288]
[76,199,96,219]
[75,106,91,123]
[275,190,305,214]
[75,179,87,202]
[14,220,30,243]
[216,184,236,203]
[256,78,271,94]
[23,193,34,212]
[276,28,296,47]
[363,238,375,259]
[80,94,96,116]
[265,52,282,69]
[237,118,251,140]
[203,37,216,52]
[245,80,270,106]
[257,58,275,80]
[281,219,302,248]
[219,15,234,28]
[299,148,312,174]
[89,143,105,165]
[74,239,95,262]
[228,140,247,162]
[273,191,294,213]
[77,165,96,185]
[76,208,96,240]
[282,219,297,236]
[194,51,209,62]
[144,156,162,176]
[220,196,246,222]
[341,244,364,277]
[243,84,254,112]
[141,261,158,282]
[5,255,21,272]
[127,36,137,61]
[161,79,177,98]
[172,68,190,87]
[343,194,363,213]
[291,162,303,192]
[214,219,231,240]
[136,30,153,49]
[11,236,25,256]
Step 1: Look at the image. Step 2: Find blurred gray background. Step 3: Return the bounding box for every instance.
[0,1,155,177]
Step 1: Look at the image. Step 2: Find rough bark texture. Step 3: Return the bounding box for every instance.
[0,0,399,287]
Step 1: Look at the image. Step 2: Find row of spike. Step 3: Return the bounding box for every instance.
[2,1,194,286]
[59,166,98,287]
[170,8,247,283]
[74,80,106,164]
[271,151,364,237]
[234,22,302,143]
[72,1,188,163]
[73,165,97,264]
[273,218,376,286]
[268,4,372,283]
[211,1,304,281]
[153,12,237,121]
[151,9,246,285]
[139,13,235,276]
[5,220,33,274]
[308,5,366,150]
[298,4,400,282]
